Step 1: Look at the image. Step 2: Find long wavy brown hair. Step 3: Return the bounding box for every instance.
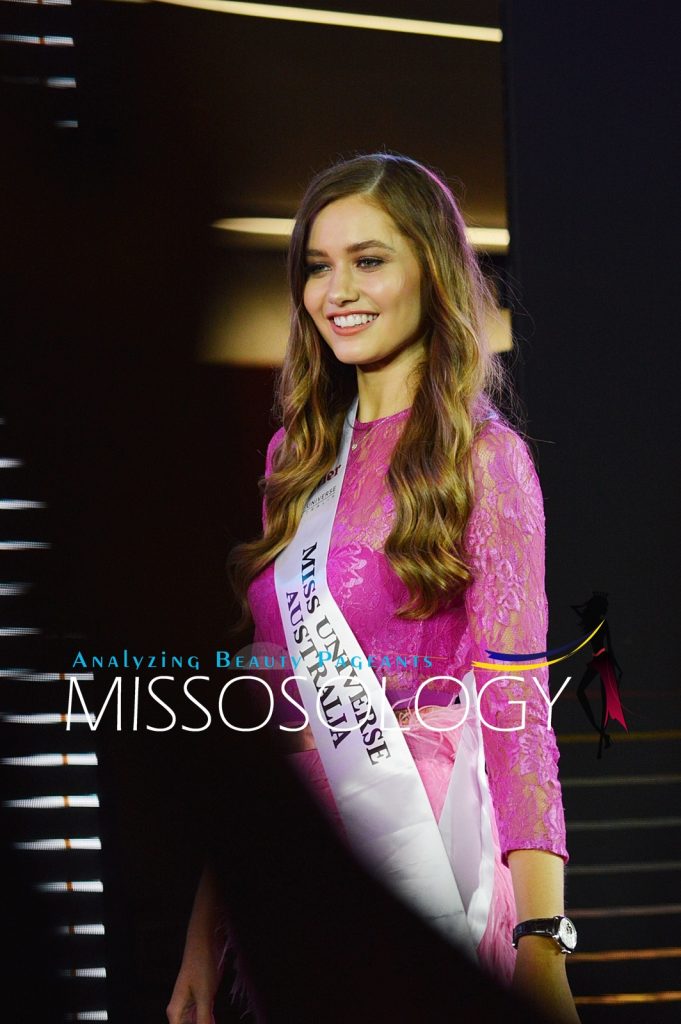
[229,152,518,627]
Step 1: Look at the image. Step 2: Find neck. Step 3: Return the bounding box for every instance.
[355,342,425,422]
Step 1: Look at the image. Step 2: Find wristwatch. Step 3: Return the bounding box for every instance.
[512,915,578,954]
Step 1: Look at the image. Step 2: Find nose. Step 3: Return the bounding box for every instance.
[328,263,359,305]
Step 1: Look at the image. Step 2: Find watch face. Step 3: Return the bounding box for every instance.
[558,917,577,951]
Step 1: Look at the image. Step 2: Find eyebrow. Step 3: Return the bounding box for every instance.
[305,239,397,257]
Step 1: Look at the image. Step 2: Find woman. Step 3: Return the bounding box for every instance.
[168,153,580,1023]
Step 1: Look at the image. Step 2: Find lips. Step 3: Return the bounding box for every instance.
[327,312,379,336]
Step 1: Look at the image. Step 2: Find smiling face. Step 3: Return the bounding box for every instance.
[302,195,427,373]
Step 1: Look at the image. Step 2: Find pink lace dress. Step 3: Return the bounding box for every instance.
[229,403,568,1011]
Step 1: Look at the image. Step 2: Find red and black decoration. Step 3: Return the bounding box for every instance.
[572,592,628,759]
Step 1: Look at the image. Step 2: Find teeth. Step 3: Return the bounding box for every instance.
[333,313,378,328]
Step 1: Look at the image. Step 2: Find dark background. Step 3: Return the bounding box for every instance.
[1,1,679,1021]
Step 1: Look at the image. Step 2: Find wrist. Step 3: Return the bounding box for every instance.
[514,935,570,972]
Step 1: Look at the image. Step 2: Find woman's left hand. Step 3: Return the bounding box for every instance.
[511,936,581,1023]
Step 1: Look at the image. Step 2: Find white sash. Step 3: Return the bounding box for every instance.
[274,398,495,957]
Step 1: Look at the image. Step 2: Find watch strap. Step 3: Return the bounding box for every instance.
[512,915,576,952]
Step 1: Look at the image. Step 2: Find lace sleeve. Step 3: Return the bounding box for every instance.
[464,422,569,866]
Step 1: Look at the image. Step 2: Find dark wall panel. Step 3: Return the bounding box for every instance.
[503,0,680,733]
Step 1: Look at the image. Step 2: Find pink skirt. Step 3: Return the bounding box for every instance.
[223,709,517,1018]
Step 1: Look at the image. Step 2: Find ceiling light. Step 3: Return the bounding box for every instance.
[213,217,509,253]
[156,1,502,43]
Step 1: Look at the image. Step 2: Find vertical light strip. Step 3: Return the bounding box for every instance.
[1,409,101,1014]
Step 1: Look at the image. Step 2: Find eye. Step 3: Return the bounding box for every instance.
[305,262,330,276]
[357,257,384,269]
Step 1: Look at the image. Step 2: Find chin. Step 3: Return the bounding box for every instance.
[323,340,366,363]
[331,352,364,366]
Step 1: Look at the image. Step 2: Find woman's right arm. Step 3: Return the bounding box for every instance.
[166,865,225,1024]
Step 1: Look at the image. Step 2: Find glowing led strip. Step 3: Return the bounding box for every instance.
[570,903,681,918]
[57,924,106,936]
[0,34,74,46]
[36,880,104,893]
[14,837,102,851]
[0,670,94,680]
[2,753,98,766]
[64,1014,108,1022]
[0,458,23,468]
[216,217,292,236]
[575,991,681,1005]
[572,947,681,962]
[4,794,100,808]
[568,816,681,831]
[213,218,509,252]
[0,541,50,549]
[568,860,681,875]
[157,1,501,43]
[60,967,107,978]
[0,75,78,90]
[1,712,94,724]
[0,499,46,509]
[466,227,509,250]
[0,583,31,595]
